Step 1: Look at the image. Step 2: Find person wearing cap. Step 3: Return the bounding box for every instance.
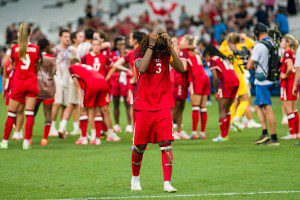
[247,23,279,146]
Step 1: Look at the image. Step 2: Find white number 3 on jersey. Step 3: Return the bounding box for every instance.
[155,63,162,74]
[20,54,31,70]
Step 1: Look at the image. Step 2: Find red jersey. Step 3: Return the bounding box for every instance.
[10,43,40,81]
[133,52,174,111]
[209,56,239,87]
[187,52,206,80]
[81,52,111,77]
[69,64,108,91]
[280,49,296,86]
[101,48,111,57]
[172,50,188,85]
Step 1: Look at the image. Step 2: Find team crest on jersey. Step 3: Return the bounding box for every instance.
[93,57,101,71]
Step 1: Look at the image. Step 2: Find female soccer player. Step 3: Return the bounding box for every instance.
[0,22,40,150]
[130,29,184,192]
[279,34,299,140]
[34,38,56,146]
[203,45,239,142]
[109,36,132,133]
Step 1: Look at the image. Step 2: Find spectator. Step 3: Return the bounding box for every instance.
[235,4,248,31]
[110,0,121,19]
[95,0,105,19]
[275,8,289,35]
[213,15,226,44]
[179,6,189,25]
[5,23,17,45]
[265,0,275,13]
[255,4,269,27]
[85,0,93,19]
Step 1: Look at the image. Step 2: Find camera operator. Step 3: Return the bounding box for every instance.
[247,23,279,146]
[220,33,257,131]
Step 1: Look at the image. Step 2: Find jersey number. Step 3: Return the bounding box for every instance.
[20,54,31,70]
[223,60,234,70]
[155,63,162,74]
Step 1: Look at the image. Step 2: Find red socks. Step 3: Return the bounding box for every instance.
[220,118,228,138]
[43,123,51,139]
[200,107,207,132]
[294,110,299,134]
[3,111,17,140]
[287,113,296,135]
[131,147,144,176]
[226,112,231,131]
[192,106,200,132]
[160,143,173,182]
[24,110,35,140]
[94,115,103,139]
[79,115,88,137]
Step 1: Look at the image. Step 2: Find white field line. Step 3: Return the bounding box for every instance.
[51,190,300,200]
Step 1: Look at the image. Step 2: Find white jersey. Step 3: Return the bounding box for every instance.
[77,42,92,59]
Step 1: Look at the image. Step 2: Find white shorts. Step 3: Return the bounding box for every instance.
[68,80,79,105]
[54,82,69,106]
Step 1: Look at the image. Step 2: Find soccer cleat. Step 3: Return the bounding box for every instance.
[0,141,8,149]
[190,131,200,139]
[70,129,81,136]
[247,120,262,128]
[263,139,280,146]
[19,130,24,139]
[40,139,48,146]
[12,132,20,140]
[107,132,121,142]
[172,123,177,129]
[199,132,207,139]
[49,127,59,137]
[23,140,31,150]
[125,125,133,133]
[254,135,270,145]
[131,176,142,191]
[281,134,297,140]
[164,181,177,193]
[281,116,288,125]
[58,132,66,139]
[113,124,122,133]
[90,138,101,145]
[75,137,88,145]
[176,131,189,140]
[231,120,244,132]
[212,135,228,142]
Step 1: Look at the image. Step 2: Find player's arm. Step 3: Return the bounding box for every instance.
[1,64,7,97]
[211,69,219,100]
[72,77,83,107]
[280,59,293,79]
[136,30,159,73]
[101,42,111,51]
[161,32,184,72]
[247,59,255,70]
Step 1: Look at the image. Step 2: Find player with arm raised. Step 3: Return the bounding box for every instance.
[130,29,184,192]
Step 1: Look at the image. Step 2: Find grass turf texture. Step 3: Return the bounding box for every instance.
[0,96,299,200]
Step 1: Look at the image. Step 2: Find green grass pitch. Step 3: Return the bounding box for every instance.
[0,96,299,200]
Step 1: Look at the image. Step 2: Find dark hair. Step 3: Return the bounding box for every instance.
[253,22,268,38]
[38,38,50,53]
[59,28,70,37]
[85,28,95,40]
[132,31,146,44]
[113,36,125,51]
[71,31,79,44]
[203,44,228,60]
[98,30,107,41]
[140,35,170,58]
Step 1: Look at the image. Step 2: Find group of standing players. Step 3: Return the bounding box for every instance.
[0,22,299,192]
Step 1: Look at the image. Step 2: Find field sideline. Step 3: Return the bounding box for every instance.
[0,97,299,200]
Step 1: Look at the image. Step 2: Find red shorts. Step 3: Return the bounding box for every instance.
[217,85,238,99]
[133,109,174,145]
[191,74,210,95]
[110,73,130,97]
[36,98,54,105]
[280,80,298,101]
[10,81,39,104]
[84,87,110,108]
[173,83,188,100]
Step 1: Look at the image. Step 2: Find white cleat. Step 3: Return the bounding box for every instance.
[107,132,121,142]
[23,140,31,150]
[125,125,133,133]
[49,127,59,137]
[212,135,228,142]
[19,130,24,139]
[75,137,88,145]
[70,129,81,136]
[164,181,177,193]
[281,134,297,140]
[0,141,8,149]
[131,176,142,191]
[247,120,262,128]
[176,131,190,140]
[113,124,122,133]
[12,132,20,140]
[173,132,181,140]
[172,123,177,129]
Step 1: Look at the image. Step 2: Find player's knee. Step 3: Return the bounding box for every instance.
[134,145,147,154]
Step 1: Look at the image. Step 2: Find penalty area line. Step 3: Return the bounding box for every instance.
[53,190,300,200]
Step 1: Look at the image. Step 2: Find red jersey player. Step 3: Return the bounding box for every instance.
[279,35,299,140]
[81,39,121,142]
[180,35,211,140]
[130,29,184,192]
[1,23,40,150]
[203,45,239,142]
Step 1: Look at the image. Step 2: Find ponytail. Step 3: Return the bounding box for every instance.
[18,22,31,59]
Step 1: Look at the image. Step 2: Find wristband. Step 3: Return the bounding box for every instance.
[148,45,155,50]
